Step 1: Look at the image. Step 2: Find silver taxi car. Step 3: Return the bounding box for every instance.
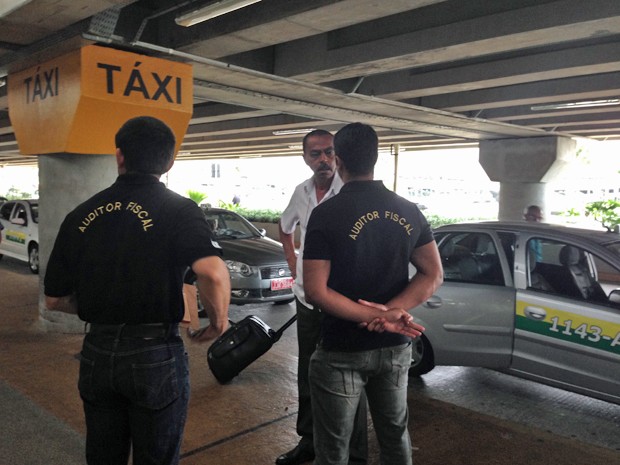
[0,199,39,273]
[411,221,620,405]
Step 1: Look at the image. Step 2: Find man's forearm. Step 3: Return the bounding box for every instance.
[386,271,443,311]
[45,294,78,314]
[194,256,231,334]
[196,278,230,330]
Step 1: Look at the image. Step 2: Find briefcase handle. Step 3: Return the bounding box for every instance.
[272,314,297,342]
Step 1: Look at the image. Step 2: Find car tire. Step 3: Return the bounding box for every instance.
[28,243,39,274]
[409,335,435,377]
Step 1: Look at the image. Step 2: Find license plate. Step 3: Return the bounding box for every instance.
[271,277,294,291]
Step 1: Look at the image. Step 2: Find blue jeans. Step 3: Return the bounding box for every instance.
[78,332,190,465]
[310,342,412,465]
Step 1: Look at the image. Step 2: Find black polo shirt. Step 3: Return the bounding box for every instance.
[44,173,222,324]
[304,180,434,351]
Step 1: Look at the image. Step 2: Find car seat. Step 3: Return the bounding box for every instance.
[440,240,478,281]
[557,245,607,303]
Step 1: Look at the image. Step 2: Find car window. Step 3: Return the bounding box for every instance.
[438,232,504,285]
[30,203,39,223]
[604,241,620,256]
[528,238,620,308]
[14,204,27,224]
[0,202,13,221]
[497,231,516,278]
[204,211,257,240]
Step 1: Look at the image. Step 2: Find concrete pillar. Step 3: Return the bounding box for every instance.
[479,137,577,221]
[497,182,546,221]
[38,154,117,333]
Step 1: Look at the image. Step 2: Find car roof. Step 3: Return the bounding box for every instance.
[435,221,620,247]
[202,207,230,213]
[2,198,37,205]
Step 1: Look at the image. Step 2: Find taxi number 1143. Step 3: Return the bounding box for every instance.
[549,316,620,347]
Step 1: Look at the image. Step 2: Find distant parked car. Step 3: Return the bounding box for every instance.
[196,207,294,305]
[410,221,620,405]
[0,199,39,273]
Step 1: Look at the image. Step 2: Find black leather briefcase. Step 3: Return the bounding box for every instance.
[207,314,296,384]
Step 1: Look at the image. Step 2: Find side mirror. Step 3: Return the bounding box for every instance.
[258,228,266,237]
[11,217,25,226]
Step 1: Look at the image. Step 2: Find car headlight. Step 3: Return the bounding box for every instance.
[225,260,253,277]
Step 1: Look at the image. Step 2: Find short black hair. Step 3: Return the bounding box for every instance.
[302,129,333,153]
[333,123,378,176]
[115,116,176,175]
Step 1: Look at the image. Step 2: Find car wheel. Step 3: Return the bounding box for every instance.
[28,243,39,274]
[409,335,435,377]
[273,298,294,305]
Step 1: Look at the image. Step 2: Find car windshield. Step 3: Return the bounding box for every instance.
[204,211,259,240]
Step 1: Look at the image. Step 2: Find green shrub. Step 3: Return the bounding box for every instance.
[218,200,240,211]
[236,208,282,223]
[187,190,208,204]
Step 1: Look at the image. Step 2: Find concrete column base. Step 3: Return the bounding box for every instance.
[498,182,546,221]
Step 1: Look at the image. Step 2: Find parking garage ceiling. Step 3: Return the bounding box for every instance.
[1,0,620,166]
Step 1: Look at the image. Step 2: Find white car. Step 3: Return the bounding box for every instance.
[0,199,39,273]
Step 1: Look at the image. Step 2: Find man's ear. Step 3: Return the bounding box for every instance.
[115,148,126,174]
[335,155,345,178]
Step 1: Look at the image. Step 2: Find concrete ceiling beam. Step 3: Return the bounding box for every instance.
[274,0,620,83]
[422,72,620,112]
[357,42,620,101]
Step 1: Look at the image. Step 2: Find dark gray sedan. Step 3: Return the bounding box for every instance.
[411,221,620,405]
[202,208,294,305]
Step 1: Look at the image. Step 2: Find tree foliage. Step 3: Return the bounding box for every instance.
[585,200,620,232]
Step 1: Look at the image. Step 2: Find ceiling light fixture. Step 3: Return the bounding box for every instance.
[0,0,32,18]
[272,128,316,136]
[175,0,262,27]
[531,99,620,111]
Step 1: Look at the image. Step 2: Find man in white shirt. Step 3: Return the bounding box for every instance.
[277,129,367,465]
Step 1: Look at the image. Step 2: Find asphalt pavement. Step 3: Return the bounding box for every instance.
[1,254,619,465]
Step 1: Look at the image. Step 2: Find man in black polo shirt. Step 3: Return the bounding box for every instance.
[303,123,443,465]
[44,116,230,465]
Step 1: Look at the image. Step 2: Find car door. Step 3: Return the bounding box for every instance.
[0,201,20,256]
[513,235,620,404]
[414,230,515,368]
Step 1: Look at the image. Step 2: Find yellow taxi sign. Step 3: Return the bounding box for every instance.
[8,45,193,155]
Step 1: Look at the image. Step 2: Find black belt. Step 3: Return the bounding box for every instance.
[87,323,179,339]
